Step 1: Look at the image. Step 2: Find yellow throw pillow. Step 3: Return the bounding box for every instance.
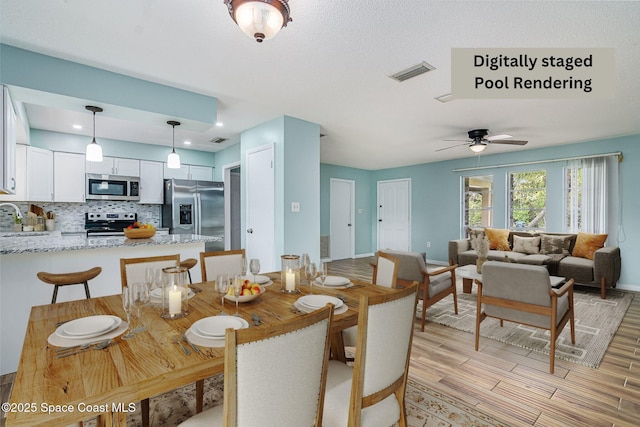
[484,228,511,251]
[572,232,607,260]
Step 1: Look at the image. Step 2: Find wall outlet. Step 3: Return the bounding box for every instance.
[291,202,300,212]
[426,241,431,248]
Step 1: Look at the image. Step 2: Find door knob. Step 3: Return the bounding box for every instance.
[247,228,253,234]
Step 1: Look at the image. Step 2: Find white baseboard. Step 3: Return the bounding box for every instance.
[615,283,640,293]
[355,253,374,259]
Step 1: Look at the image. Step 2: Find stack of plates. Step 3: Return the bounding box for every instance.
[294,295,348,314]
[150,288,196,304]
[185,316,250,347]
[49,315,127,347]
[314,275,351,288]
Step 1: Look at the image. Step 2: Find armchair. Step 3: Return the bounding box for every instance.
[475,261,575,374]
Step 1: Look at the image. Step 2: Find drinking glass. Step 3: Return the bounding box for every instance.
[130,282,149,333]
[232,275,242,318]
[249,258,261,283]
[145,267,155,291]
[320,262,328,292]
[122,286,135,339]
[307,262,317,295]
[300,253,310,284]
[215,274,230,315]
[240,257,247,277]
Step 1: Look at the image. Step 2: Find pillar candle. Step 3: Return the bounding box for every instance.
[285,269,296,291]
[169,286,181,315]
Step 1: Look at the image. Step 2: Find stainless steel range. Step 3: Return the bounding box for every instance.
[85,212,137,236]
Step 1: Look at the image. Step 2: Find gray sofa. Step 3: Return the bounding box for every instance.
[449,231,621,298]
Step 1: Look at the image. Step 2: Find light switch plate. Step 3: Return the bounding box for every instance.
[291,202,300,212]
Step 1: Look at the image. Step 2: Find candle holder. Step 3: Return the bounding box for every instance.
[280,255,301,294]
[161,266,189,319]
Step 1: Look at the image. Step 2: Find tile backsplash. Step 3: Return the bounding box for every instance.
[0,201,161,233]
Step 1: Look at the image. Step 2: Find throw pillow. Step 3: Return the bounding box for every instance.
[512,235,541,254]
[467,227,484,249]
[572,232,608,260]
[484,228,511,251]
[540,234,573,255]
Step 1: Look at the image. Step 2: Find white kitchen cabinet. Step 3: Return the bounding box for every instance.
[0,144,26,201]
[139,160,164,204]
[188,165,213,181]
[54,152,85,202]
[163,163,189,180]
[1,85,17,195]
[86,156,140,176]
[26,146,53,202]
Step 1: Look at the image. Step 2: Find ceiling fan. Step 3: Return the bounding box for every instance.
[438,129,528,153]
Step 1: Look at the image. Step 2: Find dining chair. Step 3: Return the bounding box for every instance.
[383,250,458,332]
[119,254,180,289]
[323,282,420,427]
[342,251,399,349]
[476,261,575,374]
[178,304,334,427]
[200,249,246,282]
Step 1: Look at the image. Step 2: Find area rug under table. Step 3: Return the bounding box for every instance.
[420,281,634,369]
[81,374,505,427]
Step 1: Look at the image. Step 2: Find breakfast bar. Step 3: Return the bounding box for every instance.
[0,233,221,375]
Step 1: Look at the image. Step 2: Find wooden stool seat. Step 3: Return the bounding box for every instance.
[37,267,102,304]
[179,258,198,284]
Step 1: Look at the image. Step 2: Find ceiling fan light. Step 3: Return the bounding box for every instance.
[226,0,291,42]
[86,139,103,162]
[470,143,487,153]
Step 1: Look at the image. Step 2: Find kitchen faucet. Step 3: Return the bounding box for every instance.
[0,203,23,220]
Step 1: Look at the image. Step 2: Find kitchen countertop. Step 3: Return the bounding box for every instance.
[0,233,222,255]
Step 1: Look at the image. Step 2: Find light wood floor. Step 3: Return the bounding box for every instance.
[329,257,640,427]
[2,258,638,427]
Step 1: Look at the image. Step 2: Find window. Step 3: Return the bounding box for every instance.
[566,166,582,231]
[463,175,493,235]
[565,157,609,233]
[508,170,546,231]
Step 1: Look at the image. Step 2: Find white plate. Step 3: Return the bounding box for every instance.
[297,295,343,309]
[49,321,129,348]
[63,315,117,336]
[55,316,122,340]
[185,328,225,348]
[315,276,350,287]
[293,300,348,315]
[239,275,271,284]
[191,316,249,338]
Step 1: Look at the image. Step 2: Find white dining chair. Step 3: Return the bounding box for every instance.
[119,254,180,289]
[342,251,399,348]
[323,283,419,427]
[200,249,245,282]
[179,304,334,427]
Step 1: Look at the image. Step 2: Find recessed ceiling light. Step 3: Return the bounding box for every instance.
[215,122,223,127]
[183,140,192,145]
[73,124,82,129]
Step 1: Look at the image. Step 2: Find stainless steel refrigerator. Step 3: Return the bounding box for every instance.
[162,179,224,251]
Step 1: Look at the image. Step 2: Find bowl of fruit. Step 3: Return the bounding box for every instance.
[224,279,264,303]
[123,222,157,239]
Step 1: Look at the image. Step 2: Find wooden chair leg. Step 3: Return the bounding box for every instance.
[196,379,204,413]
[420,300,427,332]
[142,398,150,427]
[600,277,607,299]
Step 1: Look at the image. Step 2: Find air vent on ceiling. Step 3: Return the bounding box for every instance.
[210,137,227,144]
[389,61,436,82]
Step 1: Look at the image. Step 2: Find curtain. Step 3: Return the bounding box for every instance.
[581,157,608,234]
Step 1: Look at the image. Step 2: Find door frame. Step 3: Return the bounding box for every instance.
[330,178,355,260]
[223,161,241,250]
[376,178,411,251]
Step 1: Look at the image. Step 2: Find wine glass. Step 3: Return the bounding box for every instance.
[122,286,135,339]
[145,267,155,292]
[320,262,328,292]
[240,257,247,277]
[301,253,310,284]
[307,262,317,294]
[215,274,230,315]
[130,282,149,333]
[249,258,261,283]
[232,275,243,318]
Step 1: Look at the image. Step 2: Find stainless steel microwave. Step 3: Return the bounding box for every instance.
[86,174,140,201]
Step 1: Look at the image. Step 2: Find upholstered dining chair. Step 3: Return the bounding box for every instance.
[342,251,400,349]
[119,254,180,289]
[323,282,419,427]
[178,304,334,427]
[200,249,246,282]
[382,250,458,332]
[476,261,575,374]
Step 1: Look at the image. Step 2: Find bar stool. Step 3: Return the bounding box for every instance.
[179,258,198,284]
[37,267,102,304]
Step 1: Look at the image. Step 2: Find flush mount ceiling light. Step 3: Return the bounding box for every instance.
[167,120,181,169]
[85,106,104,162]
[224,0,292,43]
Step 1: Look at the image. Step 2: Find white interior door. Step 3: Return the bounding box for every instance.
[377,179,411,251]
[330,178,355,260]
[246,145,276,272]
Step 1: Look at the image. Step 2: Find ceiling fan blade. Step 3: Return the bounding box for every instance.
[436,142,469,152]
[490,139,528,146]
[443,139,471,142]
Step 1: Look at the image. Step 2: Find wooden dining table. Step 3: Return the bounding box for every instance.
[6,272,394,427]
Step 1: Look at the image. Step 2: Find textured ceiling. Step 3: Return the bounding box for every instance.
[1,0,639,170]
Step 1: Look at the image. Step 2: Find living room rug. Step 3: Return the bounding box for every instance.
[419,281,634,369]
[80,374,506,427]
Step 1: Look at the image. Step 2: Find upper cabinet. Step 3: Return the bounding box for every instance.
[163,163,189,180]
[0,144,26,202]
[86,156,140,177]
[139,160,164,204]
[26,147,54,202]
[54,152,85,202]
[1,86,17,195]
[163,164,213,181]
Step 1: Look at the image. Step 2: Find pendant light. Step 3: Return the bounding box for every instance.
[85,106,104,162]
[167,120,181,169]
